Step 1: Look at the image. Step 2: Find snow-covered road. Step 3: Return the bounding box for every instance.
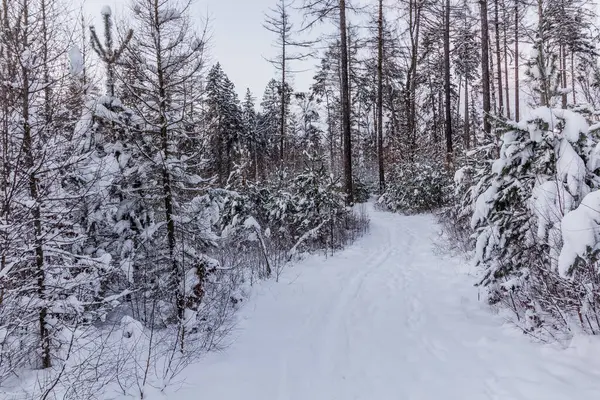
[149,204,600,400]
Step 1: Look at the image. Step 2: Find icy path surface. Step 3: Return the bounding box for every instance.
[150,205,600,400]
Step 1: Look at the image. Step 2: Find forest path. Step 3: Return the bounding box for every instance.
[149,204,600,400]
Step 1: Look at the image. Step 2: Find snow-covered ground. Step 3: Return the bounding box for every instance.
[142,204,600,400]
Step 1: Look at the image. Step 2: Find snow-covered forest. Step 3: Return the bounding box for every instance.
[2,0,600,398]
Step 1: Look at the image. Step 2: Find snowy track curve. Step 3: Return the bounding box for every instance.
[148,204,600,400]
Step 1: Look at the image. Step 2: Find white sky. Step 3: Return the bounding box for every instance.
[78,0,318,99]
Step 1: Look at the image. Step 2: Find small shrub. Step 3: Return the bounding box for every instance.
[352,176,371,203]
[377,162,452,214]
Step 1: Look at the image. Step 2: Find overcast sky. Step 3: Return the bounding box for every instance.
[78,0,317,100]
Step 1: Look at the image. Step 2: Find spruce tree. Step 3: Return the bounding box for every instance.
[242,89,260,181]
[205,63,244,186]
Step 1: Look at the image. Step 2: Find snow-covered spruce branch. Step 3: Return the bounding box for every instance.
[287,218,330,262]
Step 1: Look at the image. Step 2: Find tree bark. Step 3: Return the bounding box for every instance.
[489,38,497,115]
[480,0,492,134]
[376,0,385,192]
[537,0,549,107]
[503,2,511,119]
[563,44,568,108]
[444,0,453,164]
[20,0,51,369]
[280,6,287,163]
[406,0,421,161]
[153,0,183,351]
[495,0,504,116]
[514,0,520,121]
[464,77,470,149]
[41,0,52,125]
[339,0,353,203]
[571,50,576,105]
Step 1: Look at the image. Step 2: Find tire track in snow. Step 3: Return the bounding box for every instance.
[315,214,394,383]
[276,211,394,400]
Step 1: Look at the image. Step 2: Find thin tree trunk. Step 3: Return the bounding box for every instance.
[444,0,453,164]
[280,12,286,163]
[537,0,549,107]
[153,0,183,352]
[20,0,51,368]
[325,93,335,173]
[253,129,259,181]
[480,0,492,134]
[503,0,511,119]
[339,0,353,203]
[514,0,520,121]
[81,14,87,88]
[406,0,421,161]
[376,0,384,192]
[495,0,504,116]
[464,76,470,148]
[456,75,462,131]
[41,0,52,125]
[438,92,444,149]
[490,39,497,115]
[571,50,576,105]
[561,44,567,108]
[431,87,438,144]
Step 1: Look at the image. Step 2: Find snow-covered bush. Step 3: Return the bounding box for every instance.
[438,140,497,254]
[377,162,452,214]
[469,106,600,335]
[218,161,368,266]
[352,176,371,203]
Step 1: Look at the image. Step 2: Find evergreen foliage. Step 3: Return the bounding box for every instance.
[378,163,452,214]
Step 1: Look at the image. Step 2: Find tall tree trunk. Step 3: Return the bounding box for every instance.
[438,92,443,149]
[431,87,438,145]
[495,0,504,116]
[253,128,259,181]
[444,0,453,164]
[514,0,520,121]
[376,0,384,192]
[464,77,470,148]
[81,14,87,87]
[41,0,52,125]
[571,50,576,105]
[20,0,51,369]
[489,40,497,115]
[406,0,421,161]
[560,44,567,108]
[480,0,492,134]
[153,0,182,351]
[503,0,511,119]
[325,93,335,173]
[280,15,286,164]
[456,75,462,131]
[537,0,549,107]
[339,0,353,203]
